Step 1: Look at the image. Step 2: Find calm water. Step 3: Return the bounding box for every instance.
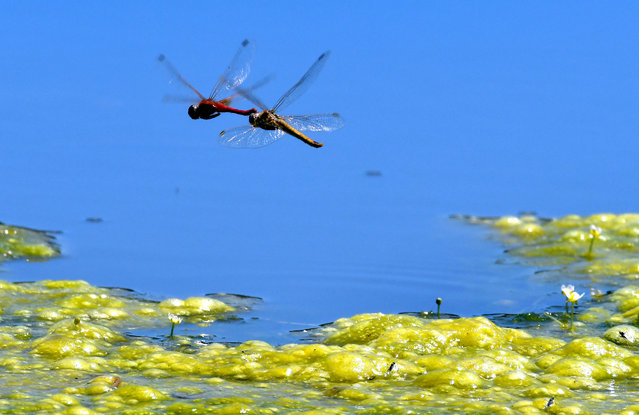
[2,164,553,344]
[3,3,639,343]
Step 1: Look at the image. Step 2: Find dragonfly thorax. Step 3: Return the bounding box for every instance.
[249,111,278,130]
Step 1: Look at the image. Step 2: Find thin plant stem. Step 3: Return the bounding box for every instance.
[570,302,574,331]
[170,322,176,338]
[587,237,595,257]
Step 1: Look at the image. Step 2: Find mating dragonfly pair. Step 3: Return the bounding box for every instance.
[158,39,344,148]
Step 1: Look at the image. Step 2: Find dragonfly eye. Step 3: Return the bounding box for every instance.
[188,105,199,119]
[248,113,258,125]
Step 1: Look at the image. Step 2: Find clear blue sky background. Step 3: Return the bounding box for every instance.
[2,2,639,336]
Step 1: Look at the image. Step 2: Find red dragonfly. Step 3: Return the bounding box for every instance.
[158,39,257,120]
[219,51,344,148]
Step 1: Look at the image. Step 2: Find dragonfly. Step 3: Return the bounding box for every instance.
[158,39,257,120]
[219,51,344,148]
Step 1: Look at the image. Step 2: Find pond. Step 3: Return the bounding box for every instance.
[3,2,639,413]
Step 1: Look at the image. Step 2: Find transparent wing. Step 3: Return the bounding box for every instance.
[218,125,285,148]
[221,75,274,110]
[209,39,255,100]
[280,113,345,132]
[161,94,198,104]
[157,54,206,100]
[273,51,331,112]
[234,87,269,111]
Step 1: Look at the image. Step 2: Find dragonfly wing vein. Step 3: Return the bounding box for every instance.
[219,125,284,148]
[272,51,331,112]
[209,39,255,100]
[282,113,345,132]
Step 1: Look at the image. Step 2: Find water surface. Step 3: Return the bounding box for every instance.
[3,2,639,344]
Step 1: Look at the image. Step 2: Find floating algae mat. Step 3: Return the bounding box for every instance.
[0,222,60,262]
[4,214,639,413]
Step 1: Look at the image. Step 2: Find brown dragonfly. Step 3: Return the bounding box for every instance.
[219,51,344,148]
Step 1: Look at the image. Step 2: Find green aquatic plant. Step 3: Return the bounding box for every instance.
[4,276,636,413]
[0,223,60,262]
[436,297,442,319]
[167,313,183,338]
[586,224,602,259]
[461,213,639,282]
[561,284,584,330]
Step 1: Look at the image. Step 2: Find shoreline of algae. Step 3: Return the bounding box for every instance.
[2,214,639,413]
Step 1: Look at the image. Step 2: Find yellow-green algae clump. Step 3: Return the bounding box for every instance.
[469,213,639,275]
[0,283,634,413]
[3,213,639,413]
[0,222,60,261]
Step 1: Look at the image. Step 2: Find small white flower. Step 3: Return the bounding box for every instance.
[566,291,585,303]
[590,224,602,238]
[561,284,584,303]
[168,313,183,324]
[561,284,575,297]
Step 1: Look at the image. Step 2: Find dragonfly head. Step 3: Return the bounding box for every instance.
[248,112,258,126]
[188,104,199,119]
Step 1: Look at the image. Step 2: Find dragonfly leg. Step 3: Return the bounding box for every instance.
[202,112,221,120]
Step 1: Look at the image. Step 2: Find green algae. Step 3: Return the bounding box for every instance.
[0,222,60,262]
[0,280,635,414]
[463,213,639,279]
[4,213,639,412]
